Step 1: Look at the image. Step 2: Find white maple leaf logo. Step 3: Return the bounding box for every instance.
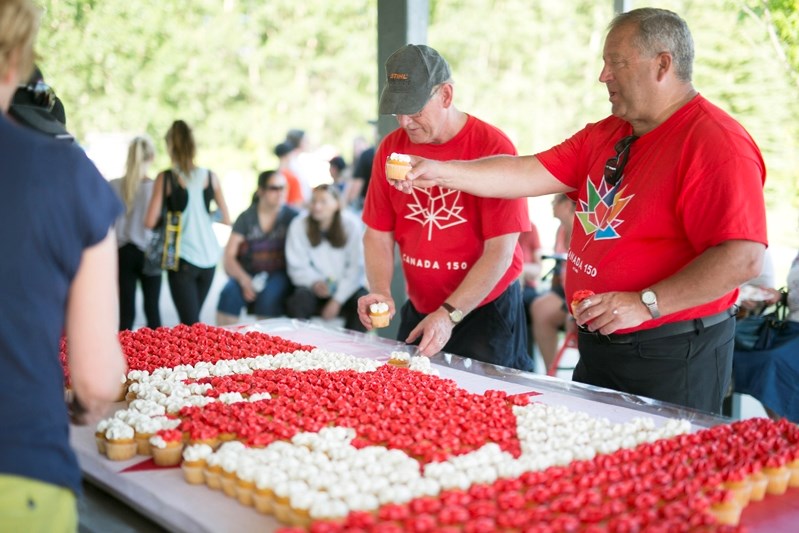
[405,186,467,241]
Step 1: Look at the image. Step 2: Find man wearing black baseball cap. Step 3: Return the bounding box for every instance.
[378,44,452,116]
[357,44,534,372]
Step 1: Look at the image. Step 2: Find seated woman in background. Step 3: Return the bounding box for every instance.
[532,193,576,373]
[216,170,299,325]
[734,250,799,422]
[285,184,367,331]
[518,223,543,358]
[736,248,775,317]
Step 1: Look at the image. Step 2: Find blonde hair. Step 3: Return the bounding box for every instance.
[165,119,196,174]
[121,135,155,213]
[0,0,41,82]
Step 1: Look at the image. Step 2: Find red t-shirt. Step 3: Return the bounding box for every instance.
[536,94,767,331]
[518,224,541,288]
[281,168,304,206]
[363,115,530,313]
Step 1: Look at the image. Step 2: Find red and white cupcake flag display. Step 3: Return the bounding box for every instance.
[62,324,799,531]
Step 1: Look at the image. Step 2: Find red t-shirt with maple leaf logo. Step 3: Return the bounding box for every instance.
[363,115,530,313]
[536,94,767,332]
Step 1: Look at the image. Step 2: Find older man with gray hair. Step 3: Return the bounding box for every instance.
[357,44,533,372]
[402,9,767,414]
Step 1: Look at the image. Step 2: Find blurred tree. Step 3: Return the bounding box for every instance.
[740,0,799,87]
[35,0,798,223]
[737,0,799,217]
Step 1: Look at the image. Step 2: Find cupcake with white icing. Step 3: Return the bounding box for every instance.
[104,420,137,461]
[181,443,213,485]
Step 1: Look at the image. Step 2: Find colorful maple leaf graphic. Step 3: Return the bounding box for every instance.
[576,176,633,241]
[405,187,467,241]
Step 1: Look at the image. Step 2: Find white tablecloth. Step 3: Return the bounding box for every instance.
[71,319,797,532]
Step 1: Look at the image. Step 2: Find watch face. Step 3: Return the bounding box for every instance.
[642,291,656,305]
[450,309,464,323]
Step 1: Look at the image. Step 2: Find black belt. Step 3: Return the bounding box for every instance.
[578,307,737,345]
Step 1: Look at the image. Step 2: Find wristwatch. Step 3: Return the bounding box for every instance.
[441,302,464,324]
[640,288,661,319]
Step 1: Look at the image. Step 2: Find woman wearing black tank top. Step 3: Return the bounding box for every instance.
[145,120,231,324]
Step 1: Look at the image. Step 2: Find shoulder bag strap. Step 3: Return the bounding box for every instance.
[162,170,171,218]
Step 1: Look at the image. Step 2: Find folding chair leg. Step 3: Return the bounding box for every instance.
[547,330,579,377]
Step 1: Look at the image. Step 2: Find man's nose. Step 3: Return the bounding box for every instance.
[598,65,612,83]
[396,115,413,128]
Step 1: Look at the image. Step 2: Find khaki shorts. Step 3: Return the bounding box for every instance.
[0,474,77,533]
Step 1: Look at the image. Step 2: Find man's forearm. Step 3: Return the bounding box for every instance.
[437,155,567,199]
[364,229,396,296]
[652,240,765,316]
[446,234,518,314]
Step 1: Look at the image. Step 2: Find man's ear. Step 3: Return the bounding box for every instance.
[1,46,22,82]
[655,51,673,82]
[0,49,21,112]
[439,83,454,109]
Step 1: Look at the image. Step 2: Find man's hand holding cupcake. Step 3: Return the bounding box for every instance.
[357,293,396,331]
[387,155,445,194]
[385,153,412,181]
[572,289,655,335]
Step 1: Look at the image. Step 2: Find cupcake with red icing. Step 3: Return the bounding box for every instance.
[150,428,184,467]
[571,289,595,314]
[707,489,742,526]
[763,456,791,495]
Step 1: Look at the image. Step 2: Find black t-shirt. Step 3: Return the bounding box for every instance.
[352,146,375,199]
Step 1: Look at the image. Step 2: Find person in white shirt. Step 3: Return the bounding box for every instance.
[285,184,367,331]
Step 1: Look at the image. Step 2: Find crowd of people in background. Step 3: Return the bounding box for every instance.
[112,123,377,332]
[110,114,610,375]
[106,108,791,407]
[5,0,788,404]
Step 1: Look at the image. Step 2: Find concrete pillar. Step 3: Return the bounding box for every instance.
[372,0,428,340]
[614,0,634,14]
[376,0,428,140]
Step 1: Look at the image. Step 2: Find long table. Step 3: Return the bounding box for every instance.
[71,318,799,532]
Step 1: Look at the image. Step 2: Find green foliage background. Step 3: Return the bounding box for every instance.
[35,0,798,247]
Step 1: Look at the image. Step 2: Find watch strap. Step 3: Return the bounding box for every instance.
[441,302,464,324]
[641,289,661,319]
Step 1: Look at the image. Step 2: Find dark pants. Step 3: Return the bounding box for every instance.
[217,270,293,318]
[521,284,539,355]
[574,316,736,414]
[167,259,215,325]
[398,282,533,372]
[285,286,368,332]
[118,243,162,330]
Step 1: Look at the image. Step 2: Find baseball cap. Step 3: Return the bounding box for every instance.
[378,44,451,116]
[274,141,294,158]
